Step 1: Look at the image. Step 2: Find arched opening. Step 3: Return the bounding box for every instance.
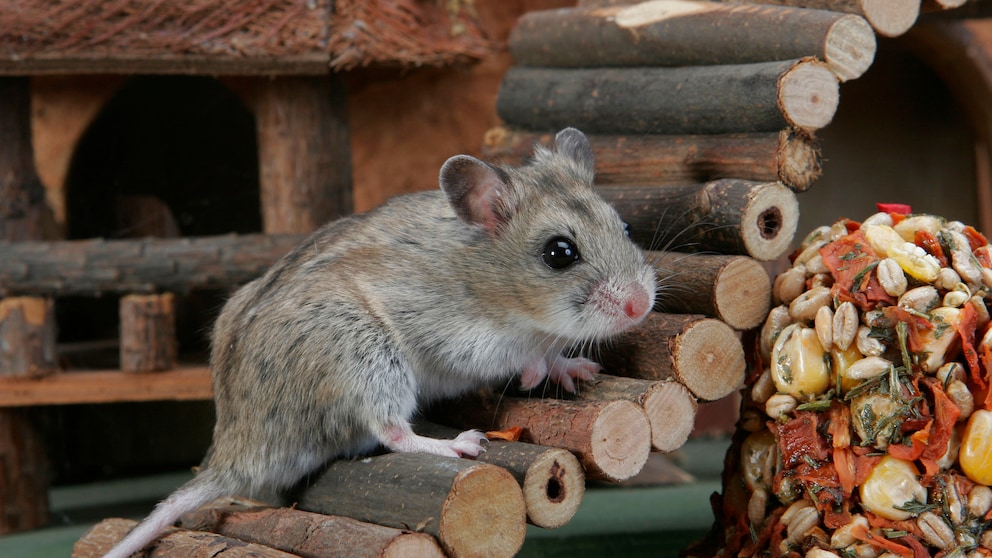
[48,76,260,481]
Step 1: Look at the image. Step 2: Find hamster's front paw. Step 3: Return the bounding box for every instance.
[548,355,602,393]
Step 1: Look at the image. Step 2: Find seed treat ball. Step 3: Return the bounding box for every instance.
[690,210,992,558]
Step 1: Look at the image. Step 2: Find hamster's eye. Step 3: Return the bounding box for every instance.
[543,237,581,270]
[623,221,631,237]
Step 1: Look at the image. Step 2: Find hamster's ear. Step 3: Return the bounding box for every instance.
[554,127,595,180]
[440,155,517,235]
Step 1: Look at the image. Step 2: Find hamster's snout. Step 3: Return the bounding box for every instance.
[623,284,652,321]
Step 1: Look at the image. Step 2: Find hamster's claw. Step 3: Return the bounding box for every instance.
[548,355,602,393]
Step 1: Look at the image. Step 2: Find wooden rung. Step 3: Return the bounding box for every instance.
[0,366,212,407]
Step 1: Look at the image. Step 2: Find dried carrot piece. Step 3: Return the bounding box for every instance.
[851,523,913,557]
[485,426,523,441]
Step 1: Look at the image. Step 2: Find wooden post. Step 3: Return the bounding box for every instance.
[436,396,652,482]
[177,502,446,558]
[649,251,772,330]
[599,180,799,261]
[415,422,586,529]
[255,75,353,234]
[510,2,876,81]
[294,452,526,558]
[496,59,839,135]
[0,297,56,378]
[0,76,50,534]
[482,127,823,192]
[599,313,746,402]
[119,293,177,373]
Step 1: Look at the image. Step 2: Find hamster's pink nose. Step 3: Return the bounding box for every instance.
[624,286,652,320]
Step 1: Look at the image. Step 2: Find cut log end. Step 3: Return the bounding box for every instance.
[643,380,698,453]
[740,182,799,261]
[440,464,527,557]
[824,15,877,81]
[861,0,920,37]
[521,448,585,529]
[382,534,447,558]
[588,400,652,481]
[674,318,746,401]
[713,257,772,330]
[777,60,839,131]
[776,129,822,193]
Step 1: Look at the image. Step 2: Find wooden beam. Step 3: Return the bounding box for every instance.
[0,367,213,407]
[0,234,303,297]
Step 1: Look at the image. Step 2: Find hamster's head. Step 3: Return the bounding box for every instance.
[439,128,656,344]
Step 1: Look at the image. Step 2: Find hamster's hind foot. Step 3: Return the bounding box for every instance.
[380,422,487,458]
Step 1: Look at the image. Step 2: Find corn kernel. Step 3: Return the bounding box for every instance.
[960,409,992,486]
[831,344,864,394]
[771,324,831,398]
[887,241,941,282]
[859,455,927,521]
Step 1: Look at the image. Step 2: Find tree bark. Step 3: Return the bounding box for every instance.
[0,297,56,378]
[178,501,445,558]
[576,0,919,37]
[415,422,586,529]
[0,78,55,241]
[435,396,651,482]
[482,126,823,192]
[511,2,876,81]
[0,234,303,297]
[599,180,799,261]
[649,251,772,330]
[119,293,177,373]
[496,59,838,135]
[599,313,746,401]
[573,374,699,453]
[294,453,526,558]
[256,75,353,234]
[72,518,297,558]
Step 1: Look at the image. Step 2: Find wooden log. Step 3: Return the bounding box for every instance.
[256,75,353,235]
[435,397,651,482]
[576,0,919,37]
[511,1,876,81]
[0,297,56,378]
[599,180,799,261]
[649,251,772,330]
[0,367,213,407]
[119,293,177,373]
[72,517,296,558]
[415,422,585,529]
[178,501,445,558]
[600,313,746,402]
[482,127,823,192]
[0,234,303,297]
[574,374,698,453]
[294,453,526,558]
[495,59,839,135]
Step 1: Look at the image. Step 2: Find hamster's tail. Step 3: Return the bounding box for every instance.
[103,468,229,558]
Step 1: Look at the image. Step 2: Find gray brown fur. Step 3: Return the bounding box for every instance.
[104,128,656,558]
